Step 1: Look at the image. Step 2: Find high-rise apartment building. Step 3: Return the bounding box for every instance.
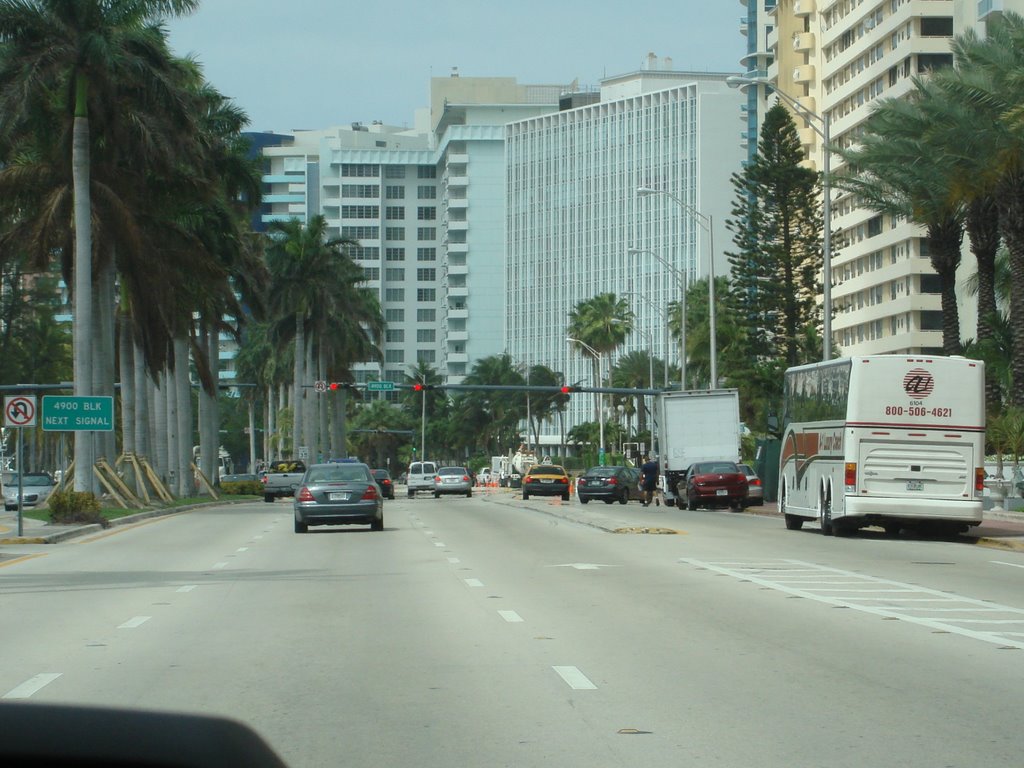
[505,67,744,444]
[741,0,969,355]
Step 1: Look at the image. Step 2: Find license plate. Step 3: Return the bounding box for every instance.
[716,489,728,496]
[328,492,349,501]
[906,480,923,491]
[540,479,553,483]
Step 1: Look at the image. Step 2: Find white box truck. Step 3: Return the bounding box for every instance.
[657,389,742,507]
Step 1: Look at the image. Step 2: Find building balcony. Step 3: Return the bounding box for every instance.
[797,95,817,113]
[447,307,468,320]
[447,175,469,187]
[447,195,468,209]
[446,152,469,165]
[447,262,468,277]
[448,284,469,298]
[447,352,469,364]
[446,241,468,255]
[447,330,468,343]
[793,31,815,53]
[793,64,816,85]
[793,0,815,16]
[447,219,469,233]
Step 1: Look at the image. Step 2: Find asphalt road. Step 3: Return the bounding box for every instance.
[2,492,1024,767]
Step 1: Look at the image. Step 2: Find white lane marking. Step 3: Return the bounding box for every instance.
[424,530,434,536]
[499,610,524,623]
[464,578,484,587]
[553,666,597,690]
[236,547,248,552]
[212,562,228,569]
[447,557,460,564]
[434,542,446,548]
[254,535,264,540]
[992,561,1024,570]
[118,616,151,629]
[176,585,197,593]
[682,558,1024,650]
[550,563,617,570]
[3,673,62,699]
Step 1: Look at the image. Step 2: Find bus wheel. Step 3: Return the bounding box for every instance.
[781,494,803,530]
[820,496,834,536]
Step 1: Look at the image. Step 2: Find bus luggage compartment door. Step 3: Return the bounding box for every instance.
[857,440,972,498]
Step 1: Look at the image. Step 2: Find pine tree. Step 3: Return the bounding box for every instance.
[726,104,824,368]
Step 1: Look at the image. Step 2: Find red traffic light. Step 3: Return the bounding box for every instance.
[413,383,424,392]
[560,386,573,394]
[329,382,339,390]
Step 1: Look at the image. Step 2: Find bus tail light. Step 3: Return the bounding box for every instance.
[975,467,985,495]
[844,463,857,492]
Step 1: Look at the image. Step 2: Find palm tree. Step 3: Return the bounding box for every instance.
[0,0,199,490]
[567,293,634,420]
[610,351,655,438]
[836,80,965,356]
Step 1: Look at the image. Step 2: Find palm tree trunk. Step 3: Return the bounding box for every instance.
[199,323,218,487]
[318,340,329,460]
[293,315,305,456]
[133,338,149,462]
[966,197,1001,411]
[304,333,316,460]
[152,371,167,482]
[165,365,179,495]
[119,313,135,456]
[72,108,95,493]
[926,222,963,356]
[265,385,274,462]
[174,335,192,498]
[94,258,117,464]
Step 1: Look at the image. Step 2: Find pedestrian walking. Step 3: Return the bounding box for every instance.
[640,455,660,507]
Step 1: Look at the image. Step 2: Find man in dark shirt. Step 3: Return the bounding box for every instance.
[640,455,660,507]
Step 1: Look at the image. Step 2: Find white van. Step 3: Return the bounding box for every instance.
[406,461,438,498]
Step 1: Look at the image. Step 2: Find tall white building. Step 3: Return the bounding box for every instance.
[739,0,1015,356]
[505,67,744,443]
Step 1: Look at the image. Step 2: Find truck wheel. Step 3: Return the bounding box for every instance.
[664,497,675,508]
[522,491,529,500]
[686,495,697,511]
[264,493,274,503]
[408,489,414,498]
[618,492,628,505]
[561,491,569,501]
[466,490,473,498]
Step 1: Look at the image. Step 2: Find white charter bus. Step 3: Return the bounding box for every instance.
[779,355,985,536]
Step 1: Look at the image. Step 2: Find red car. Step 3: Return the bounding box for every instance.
[682,461,748,511]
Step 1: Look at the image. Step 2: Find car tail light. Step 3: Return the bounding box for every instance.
[557,477,567,484]
[845,462,857,492]
[297,486,315,502]
[607,477,618,485]
[435,476,441,482]
[381,479,392,486]
[975,467,985,495]
[462,475,470,482]
[524,475,532,483]
[749,477,762,486]
[260,475,268,485]
[362,485,378,500]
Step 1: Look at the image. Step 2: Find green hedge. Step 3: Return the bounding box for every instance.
[47,490,109,528]
[220,480,264,496]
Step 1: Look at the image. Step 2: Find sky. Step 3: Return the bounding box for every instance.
[165,1,747,134]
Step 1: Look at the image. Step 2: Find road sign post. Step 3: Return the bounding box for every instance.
[41,396,114,432]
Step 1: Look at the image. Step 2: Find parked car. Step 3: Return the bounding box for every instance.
[682,461,748,511]
[576,466,643,505]
[2,471,56,511]
[736,463,763,507]
[522,464,570,501]
[433,466,473,498]
[293,462,383,533]
[406,461,438,498]
[261,460,307,502]
[371,469,395,499]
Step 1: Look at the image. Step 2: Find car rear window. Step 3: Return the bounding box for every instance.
[437,467,467,475]
[585,468,618,477]
[695,462,739,474]
[270,461,305,473]
[306,466,370,483]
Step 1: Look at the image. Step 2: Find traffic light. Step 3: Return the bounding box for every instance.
[328,382,353,391]
[560,385,574,394]
[413,383,434,392]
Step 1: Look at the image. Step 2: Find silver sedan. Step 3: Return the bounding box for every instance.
[433,466,473,498]
[293,462,384,533]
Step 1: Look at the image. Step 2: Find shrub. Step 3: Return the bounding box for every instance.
[220,480,264,496]
[47,490,109,528]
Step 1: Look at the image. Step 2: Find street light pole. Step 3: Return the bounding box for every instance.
[726,75,832,360]
[628,247,686,391]
[623,290,670,388]
[567,337,605,465]
[636,187,718,387]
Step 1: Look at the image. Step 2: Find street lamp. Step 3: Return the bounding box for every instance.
[566,337,605,465]
[623,290,670,388]
[726,74,833,361]
[628,246,687,391]
[636,186,718,387]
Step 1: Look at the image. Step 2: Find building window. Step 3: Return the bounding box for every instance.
[385,329,405,342]
[417,247,436,261]
[867,215,883,238]
[417,268,436,282]
[385,227,405,240]
[385,206,405,220]
[385,268,405,281]
[920,310,943,331]
[341,205,378,218]
[920,17,953,37]
[384,288,404,302]
[341,226,379,239]
[417,227,436,240]
[417,350,436,363]
[920,274,942,294]
[384,349,405,363]
[341,164,379,177]
[417,288,436,302]
[384,166,406,178]
[417,186,437,199]
[349,246,379,260]
[416,328,436,342]
[417,308,436,322]
[361,267,379,281]
[417,207,436,220]
[417,166,436,179]
[918,53,953,73]
[385,308,404,322]
[385,186,405,199]
[385,248,405,261]
[341,184,378,198]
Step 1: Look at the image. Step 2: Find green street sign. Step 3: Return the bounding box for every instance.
[41,395,115,432]
[366,381,396,392]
